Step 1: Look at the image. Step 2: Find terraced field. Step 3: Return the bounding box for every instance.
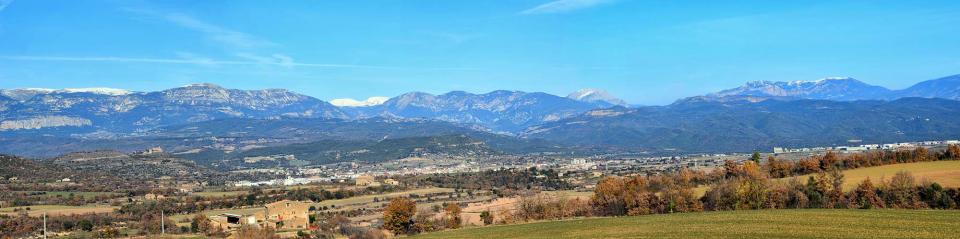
[412,209,960,239]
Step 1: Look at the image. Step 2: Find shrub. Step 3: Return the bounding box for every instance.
[479,210,494,225]
[444,203,462,229]
[850,178,884,209]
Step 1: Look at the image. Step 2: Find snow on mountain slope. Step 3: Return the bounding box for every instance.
[567,88,628,106]
[59,88,132,95]
[697,77,892,102]
[330,96,389,107]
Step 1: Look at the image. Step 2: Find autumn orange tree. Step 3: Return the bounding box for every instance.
[582,150,960,227]
[591,176,627,216]
[190,214,211,235]
[444,203,462,229]
[236,224,278,239]
[767,156,792,178]
[850,178,883,209]
[883,171,924,209]
[383,197,417,235]
[947,144,960,158]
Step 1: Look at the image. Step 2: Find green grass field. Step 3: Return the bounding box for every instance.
[785,160,960,190]
[412,209,960,239]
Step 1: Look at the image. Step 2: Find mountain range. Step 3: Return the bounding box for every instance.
[341,90,614,133]
[688,74,960,102]
[0,83,346,134]
[523,98,960,152]
[0,84,624,135]
[3,74,960,160]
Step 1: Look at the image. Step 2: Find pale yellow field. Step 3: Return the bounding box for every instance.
[693,186,709,197]
[456,190,593,226]
[538,190,593,200]
[786,160,960,191]
[460,197,518,226]
[0,205,117,217]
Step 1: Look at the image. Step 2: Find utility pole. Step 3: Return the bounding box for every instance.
[161,210,165,235]
[42,212,47,239]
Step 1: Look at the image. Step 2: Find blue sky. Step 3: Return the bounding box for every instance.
[0,0,958,105]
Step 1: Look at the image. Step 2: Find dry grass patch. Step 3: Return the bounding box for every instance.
[0,205,117,217]
[786,161,960,190]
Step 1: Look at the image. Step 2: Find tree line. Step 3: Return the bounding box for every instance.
[381,146,960,237]
[117,185,404,216]
[411,167,572,192]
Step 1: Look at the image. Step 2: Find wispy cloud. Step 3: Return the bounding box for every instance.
[520,0,615,15]
[163,13,274,49]
[173,52,218,66]
[0,55,483,70]
[123,8,274,49]
[1,55,227,65]
[121,7,300,69]
[0,0,14,12]
[235,53,295,68]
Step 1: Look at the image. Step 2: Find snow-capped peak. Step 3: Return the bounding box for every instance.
[330,96,389,107]
[181,83,225,88]
[785,77,855,86]
[567,88,628,106]
[58,88,132,95]
[0,88,56,101]
[17,88,56,93]
[1,87,131,98]
[708,76,888,101]
[568,88,601,101]
[820,76,854,81]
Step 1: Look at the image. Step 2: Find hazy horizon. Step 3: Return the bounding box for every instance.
[1,0,959,105]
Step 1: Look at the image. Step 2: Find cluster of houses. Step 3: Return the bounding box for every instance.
[232,176,331,187]
[209,200,312,234]
[136,146,165,156]
[354,175,400,187]
[773,140,960,154]
[231,174,403,188]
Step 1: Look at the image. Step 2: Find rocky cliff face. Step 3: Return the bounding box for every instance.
[0,116,92,130]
